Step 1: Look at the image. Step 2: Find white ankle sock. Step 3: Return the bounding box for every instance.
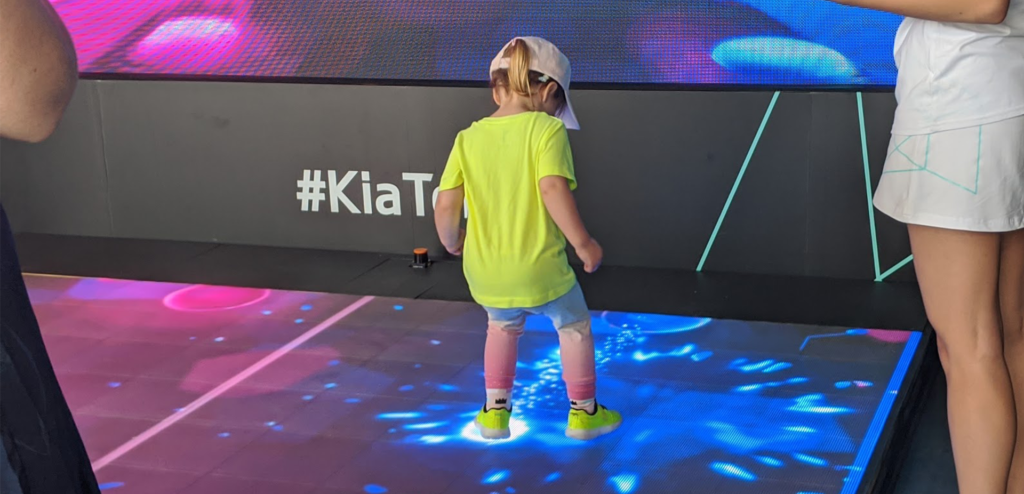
[570,398,596,414]
[486,389,511,410]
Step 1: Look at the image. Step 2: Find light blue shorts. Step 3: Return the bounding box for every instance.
[483,283,590,329]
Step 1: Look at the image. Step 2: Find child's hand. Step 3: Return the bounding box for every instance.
[576,237,603,273]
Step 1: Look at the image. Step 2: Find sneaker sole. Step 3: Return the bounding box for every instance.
[565,420,622,440]
[474,419,511,440]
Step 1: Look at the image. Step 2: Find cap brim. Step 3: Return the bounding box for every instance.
[558,93,580,130]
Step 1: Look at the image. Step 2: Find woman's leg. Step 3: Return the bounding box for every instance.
[908,224,1016,494]
[999,229,1024,493]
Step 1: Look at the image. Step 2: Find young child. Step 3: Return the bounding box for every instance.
[434,37,622,441]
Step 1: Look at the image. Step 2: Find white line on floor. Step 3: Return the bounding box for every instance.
[90,295,376,472]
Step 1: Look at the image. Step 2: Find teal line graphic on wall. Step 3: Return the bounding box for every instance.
[857,93,883,280]
[697,92,914,281]
[857,92,914,282]
[878,254,914,282]
[697,91,781,272]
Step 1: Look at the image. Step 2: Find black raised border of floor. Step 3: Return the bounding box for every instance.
[15,233,927,330]
[860,331,938,494]
[13,232,935,493]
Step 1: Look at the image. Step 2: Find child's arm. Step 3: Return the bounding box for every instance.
[434,187,466,255]
[539,176,603,273]
[829,0,1009,23]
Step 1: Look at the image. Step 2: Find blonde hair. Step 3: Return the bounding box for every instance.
[490,39,566,111]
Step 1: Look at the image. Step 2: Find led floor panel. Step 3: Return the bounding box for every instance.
[27,276,921,494]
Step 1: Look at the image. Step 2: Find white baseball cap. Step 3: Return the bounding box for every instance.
[489,36,579,130]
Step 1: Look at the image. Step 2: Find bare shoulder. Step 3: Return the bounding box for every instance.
[0,0,78,142]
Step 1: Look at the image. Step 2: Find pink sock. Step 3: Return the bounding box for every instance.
[558,320,597,404]
[484,322,523,402]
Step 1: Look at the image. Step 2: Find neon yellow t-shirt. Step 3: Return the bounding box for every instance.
[438,112,577,309]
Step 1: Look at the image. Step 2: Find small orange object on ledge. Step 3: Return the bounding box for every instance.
[412,248,430,269]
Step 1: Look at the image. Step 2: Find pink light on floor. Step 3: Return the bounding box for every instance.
[91,296,375,473]
[67,278,189,301]
[130,16,243,71]
[163,285,271,312]
[180,346,345,398]
[866,329,912,343]
[179,350,271,397]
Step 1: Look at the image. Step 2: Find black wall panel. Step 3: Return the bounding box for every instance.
[0,80,914,282]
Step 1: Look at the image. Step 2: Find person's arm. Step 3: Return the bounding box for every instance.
[434,187,465,255]
[0,0,78,143]
[831,0,1010,24]
[540,175,603,273]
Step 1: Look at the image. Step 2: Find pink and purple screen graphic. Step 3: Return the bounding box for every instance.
[52,0,902,86]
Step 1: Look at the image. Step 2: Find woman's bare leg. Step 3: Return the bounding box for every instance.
[908,224,1015,494]
[999,229,1024,494]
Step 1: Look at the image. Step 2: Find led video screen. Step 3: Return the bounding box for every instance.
[54,0,902,86]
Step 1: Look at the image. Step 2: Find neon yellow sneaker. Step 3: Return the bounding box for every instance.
[474,407,511,440]
[566,404,622,440]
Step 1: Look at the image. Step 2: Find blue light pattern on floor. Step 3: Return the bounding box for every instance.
[359,312,921,494]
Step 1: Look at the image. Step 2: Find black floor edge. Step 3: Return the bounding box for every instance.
[13,233,928,330]
[865,329,940,494]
